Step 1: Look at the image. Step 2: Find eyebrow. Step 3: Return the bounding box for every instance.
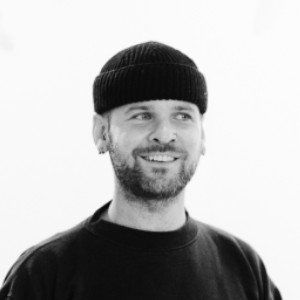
[173,105,195,112]
[125,105,152,114]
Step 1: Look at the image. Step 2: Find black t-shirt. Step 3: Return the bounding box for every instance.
[0,202,282,300]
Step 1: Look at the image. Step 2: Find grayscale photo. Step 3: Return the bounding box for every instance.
[0,1,299,299]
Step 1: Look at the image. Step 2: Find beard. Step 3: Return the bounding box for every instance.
[108,139,199,205]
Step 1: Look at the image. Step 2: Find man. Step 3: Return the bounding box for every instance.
[0,41,281,299]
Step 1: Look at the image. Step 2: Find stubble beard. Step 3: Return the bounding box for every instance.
[108,140,199,206]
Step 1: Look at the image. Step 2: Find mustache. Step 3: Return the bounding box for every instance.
[133,145,186,156]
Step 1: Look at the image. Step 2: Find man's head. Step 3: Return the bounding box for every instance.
[92,42,207,205]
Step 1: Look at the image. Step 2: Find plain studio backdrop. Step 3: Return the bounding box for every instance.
[0,0,299,299]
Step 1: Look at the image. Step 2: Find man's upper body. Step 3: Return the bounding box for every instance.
[0,201,281,300]
[0,41,282,299]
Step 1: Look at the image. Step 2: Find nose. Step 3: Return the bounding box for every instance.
[148,119,177,144]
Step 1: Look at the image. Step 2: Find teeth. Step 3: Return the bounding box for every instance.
[144,155,176,162]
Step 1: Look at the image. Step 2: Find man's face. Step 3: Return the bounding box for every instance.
[106,100,205,202]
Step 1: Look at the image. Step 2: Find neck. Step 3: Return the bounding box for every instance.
[104,186,186,232]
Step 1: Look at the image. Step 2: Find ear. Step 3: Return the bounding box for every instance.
[201,127,206,155]
[93,113,109,154]
[200,120,206,156]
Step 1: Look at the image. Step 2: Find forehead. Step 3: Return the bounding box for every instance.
[116,100,199,114]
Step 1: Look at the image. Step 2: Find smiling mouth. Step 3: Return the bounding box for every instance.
[140,154,179,163]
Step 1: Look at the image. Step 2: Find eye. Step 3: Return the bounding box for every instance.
[175,113,192,121]
[131,112,152,121]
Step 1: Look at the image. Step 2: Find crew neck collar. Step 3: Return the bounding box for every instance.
[85,201,198,251]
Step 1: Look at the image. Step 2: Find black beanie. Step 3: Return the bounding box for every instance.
[93,41,207,114]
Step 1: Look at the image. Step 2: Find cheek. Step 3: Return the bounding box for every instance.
[110,128,141,154]
[183,133,203,157]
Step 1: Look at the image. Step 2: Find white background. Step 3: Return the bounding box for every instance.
[0,1,299,299]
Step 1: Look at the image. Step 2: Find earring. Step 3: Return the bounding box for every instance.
[96,140,106,155]
[98,148,106,155]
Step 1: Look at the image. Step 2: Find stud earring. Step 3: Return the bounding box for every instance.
[98,148,106,155]
[96,140,106,155]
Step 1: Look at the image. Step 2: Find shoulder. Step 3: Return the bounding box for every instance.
[192,219,282,298]
[2,202,111,288]
[191,218,268,274]
[0,219,92,299]
[194,219,258,254]
[3,219,88,283]
[194,219,264,266]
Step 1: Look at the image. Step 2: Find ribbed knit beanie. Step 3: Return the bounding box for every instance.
[93,41,207,115]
